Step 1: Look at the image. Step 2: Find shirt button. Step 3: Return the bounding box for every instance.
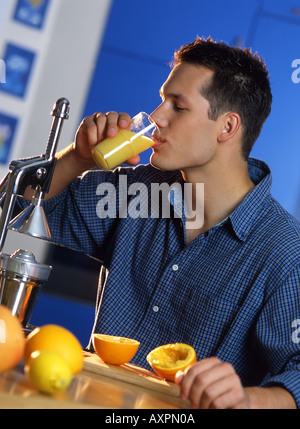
[153,305,159,313]
[172,264,179,271]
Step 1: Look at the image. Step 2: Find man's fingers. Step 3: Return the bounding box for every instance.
[105,111,119,137]
[196,371,244,409]
[179,357,222,400]
[82,111,132,148]
[93,112,107,144]
[178,358,248,409]
[81,114,100,149]
[74,110,134,166]
[118,112,131,130]
[187,361,234,407]
[125,155,140,165]
[102,111,131,138]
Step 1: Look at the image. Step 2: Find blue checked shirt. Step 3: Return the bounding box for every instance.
[23,157,300,406]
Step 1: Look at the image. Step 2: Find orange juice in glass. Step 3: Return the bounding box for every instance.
[92,112,156,170]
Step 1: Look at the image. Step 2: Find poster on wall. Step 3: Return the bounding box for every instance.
[0,113,18,164]
[13,0,51,30]
[0,43,35,98]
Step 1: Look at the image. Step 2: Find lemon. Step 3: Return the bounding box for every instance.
[27,350,72,395]
[25,324,83,375]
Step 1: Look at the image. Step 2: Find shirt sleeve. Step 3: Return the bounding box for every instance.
[255,266,300,407]
[15,163,179,261]
[16,168,133,261]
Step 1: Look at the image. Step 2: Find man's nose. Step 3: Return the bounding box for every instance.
[150,104,168,128]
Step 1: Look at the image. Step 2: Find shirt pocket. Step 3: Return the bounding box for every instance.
[183,289,240,358]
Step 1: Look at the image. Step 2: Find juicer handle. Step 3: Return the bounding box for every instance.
[44,97,70,160]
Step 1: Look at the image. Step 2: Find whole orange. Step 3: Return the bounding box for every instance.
[92,333,140,365]
[146,343,197,382]
[24,324,83,374]
[0,305,25,373]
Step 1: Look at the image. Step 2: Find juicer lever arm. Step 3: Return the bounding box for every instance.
[10,97,70,195]
[45,97,70,159]
[0,97,70,252]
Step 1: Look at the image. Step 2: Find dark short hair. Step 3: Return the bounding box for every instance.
[173,37,272,159]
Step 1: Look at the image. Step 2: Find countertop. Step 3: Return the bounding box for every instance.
[0,351,189,410]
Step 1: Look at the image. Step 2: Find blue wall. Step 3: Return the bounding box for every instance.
[82,0,300,220]
[30,293,95,348]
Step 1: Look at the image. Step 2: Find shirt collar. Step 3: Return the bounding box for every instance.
[168,157,272,242]
[228,157,272,241]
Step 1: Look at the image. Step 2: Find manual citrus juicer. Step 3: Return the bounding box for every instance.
[0,97,70,330]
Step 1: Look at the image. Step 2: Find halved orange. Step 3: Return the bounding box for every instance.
[92,334,140,365]
[146,343,197,382]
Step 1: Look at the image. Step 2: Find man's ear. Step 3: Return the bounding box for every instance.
[217,112,241,142]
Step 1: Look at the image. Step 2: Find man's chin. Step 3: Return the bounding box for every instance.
[150,154,177,172]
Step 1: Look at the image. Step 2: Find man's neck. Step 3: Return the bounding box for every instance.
[181,158,255,243]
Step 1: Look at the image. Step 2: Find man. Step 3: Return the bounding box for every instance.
[23,37,300,408]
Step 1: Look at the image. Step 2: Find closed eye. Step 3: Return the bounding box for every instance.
[159,87,189,112]
[173,104,187,112]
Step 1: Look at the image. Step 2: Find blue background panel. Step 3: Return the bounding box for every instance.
[0,112,18,164]
[13,0,51,30]
[29,292,95,348]
[0,43,35,99]
[262,0,300,20]
[250,15,300,214]
[84,49,168,119]
[24,0,300,345]
[102,0,260,57]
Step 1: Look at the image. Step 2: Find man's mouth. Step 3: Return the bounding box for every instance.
[152,132,166,149]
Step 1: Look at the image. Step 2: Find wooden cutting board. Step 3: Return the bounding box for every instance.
[83,351,181,398]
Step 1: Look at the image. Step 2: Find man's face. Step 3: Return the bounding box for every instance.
[150,62,220,173]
